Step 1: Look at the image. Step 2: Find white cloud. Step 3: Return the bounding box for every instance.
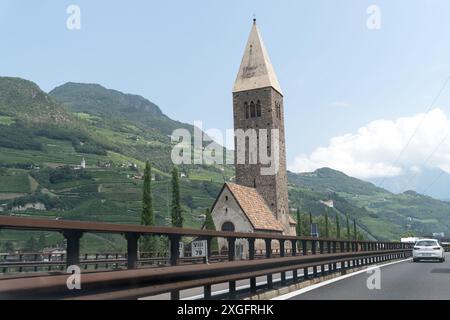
[289,108,450,179]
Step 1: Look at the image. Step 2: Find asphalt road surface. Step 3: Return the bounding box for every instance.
[287,253,450,300]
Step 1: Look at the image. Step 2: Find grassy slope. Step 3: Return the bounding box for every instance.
[0,78,230,252]
[288,169,450,240]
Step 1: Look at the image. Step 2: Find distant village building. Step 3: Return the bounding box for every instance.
[320,200,334,208]
[74,158,86,170]
[211,20,296,255]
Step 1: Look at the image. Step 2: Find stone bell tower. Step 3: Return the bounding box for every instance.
[232,19,292,235]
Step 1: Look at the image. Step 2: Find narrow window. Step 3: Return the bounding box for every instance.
[250,101,256,118]
[256,100,262,117]
[275,101,281,119]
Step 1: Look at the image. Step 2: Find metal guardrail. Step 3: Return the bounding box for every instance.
[0,216,413,300]
[0,249,411,300]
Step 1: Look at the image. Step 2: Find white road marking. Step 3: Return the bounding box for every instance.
[181,265,336,300]
[272,258,412,300]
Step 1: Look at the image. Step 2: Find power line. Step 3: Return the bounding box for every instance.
[378,75,450,188]
[402,130,450,191]
[422,170,446,195]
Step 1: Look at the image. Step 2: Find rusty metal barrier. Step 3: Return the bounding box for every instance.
[0,216,412,300]
[0,249,411,300]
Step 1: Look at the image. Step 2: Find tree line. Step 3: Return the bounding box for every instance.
[139,162,218,256]
[295,208,365,240]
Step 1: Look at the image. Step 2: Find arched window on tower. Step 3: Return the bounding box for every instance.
[256,100,262,117]
[250,101,256,118]
[245,102,249,119]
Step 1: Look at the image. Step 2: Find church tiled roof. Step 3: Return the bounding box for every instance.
[289,215,297,225]
[226,183,284,233]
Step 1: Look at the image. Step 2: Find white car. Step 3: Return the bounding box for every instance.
[413,239,446,263]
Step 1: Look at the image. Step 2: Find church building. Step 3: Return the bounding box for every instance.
[211,20,296,257]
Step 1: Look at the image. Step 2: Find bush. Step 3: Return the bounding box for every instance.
[0,123,42,150]
[7,193,64,210]
[48,166,92,184]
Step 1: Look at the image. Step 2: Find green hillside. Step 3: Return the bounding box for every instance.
[0,77,231,253]
[288,168,450,240]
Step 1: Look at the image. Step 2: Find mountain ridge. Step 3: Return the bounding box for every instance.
[288,167,450,240]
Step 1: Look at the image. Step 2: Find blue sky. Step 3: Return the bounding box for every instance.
[2,0,450,180]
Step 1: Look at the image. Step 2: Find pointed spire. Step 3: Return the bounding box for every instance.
[233,20,283,95]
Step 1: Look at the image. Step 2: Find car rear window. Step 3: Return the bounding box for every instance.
[416,240,438,247]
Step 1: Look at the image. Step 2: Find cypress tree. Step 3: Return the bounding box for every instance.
[325,212,329,238]
[37,233,46,250]
[204,208,219,253]
[296,208,301,236]
[353,219,357,240]
[171,166,183,228]
[336,214,341,238]
[346,214,351,240]
[141,162,156,255]
[24,236,38,253]
[4,241,14,253]
[141,162,154,226]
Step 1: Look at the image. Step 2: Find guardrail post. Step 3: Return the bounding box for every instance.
[171,290,180,300]
[293,268,298,282]
[248,238,255,260]
[204,284,212,299]
[248,238,256,292]
[332,241,337,270]
[267,274,273,289]
[250,277,257,293]
[319,240,324,254]
[227,238,236,261]
[229,281,236,297]
[169,234,182,300]
[326,241,332,273]
[291,240,297,256]
[125,233,140,269]
[279,240,285,257]
[265,239,272,258]
[169,235,181,266]
[302,240,308,279]
[63,231,83,268]
[302,240,307,256]
[206,237,212,263]
[279,239,286,284]
[311,240,317,277]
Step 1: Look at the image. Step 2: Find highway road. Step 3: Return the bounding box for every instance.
[279,253,450,300]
